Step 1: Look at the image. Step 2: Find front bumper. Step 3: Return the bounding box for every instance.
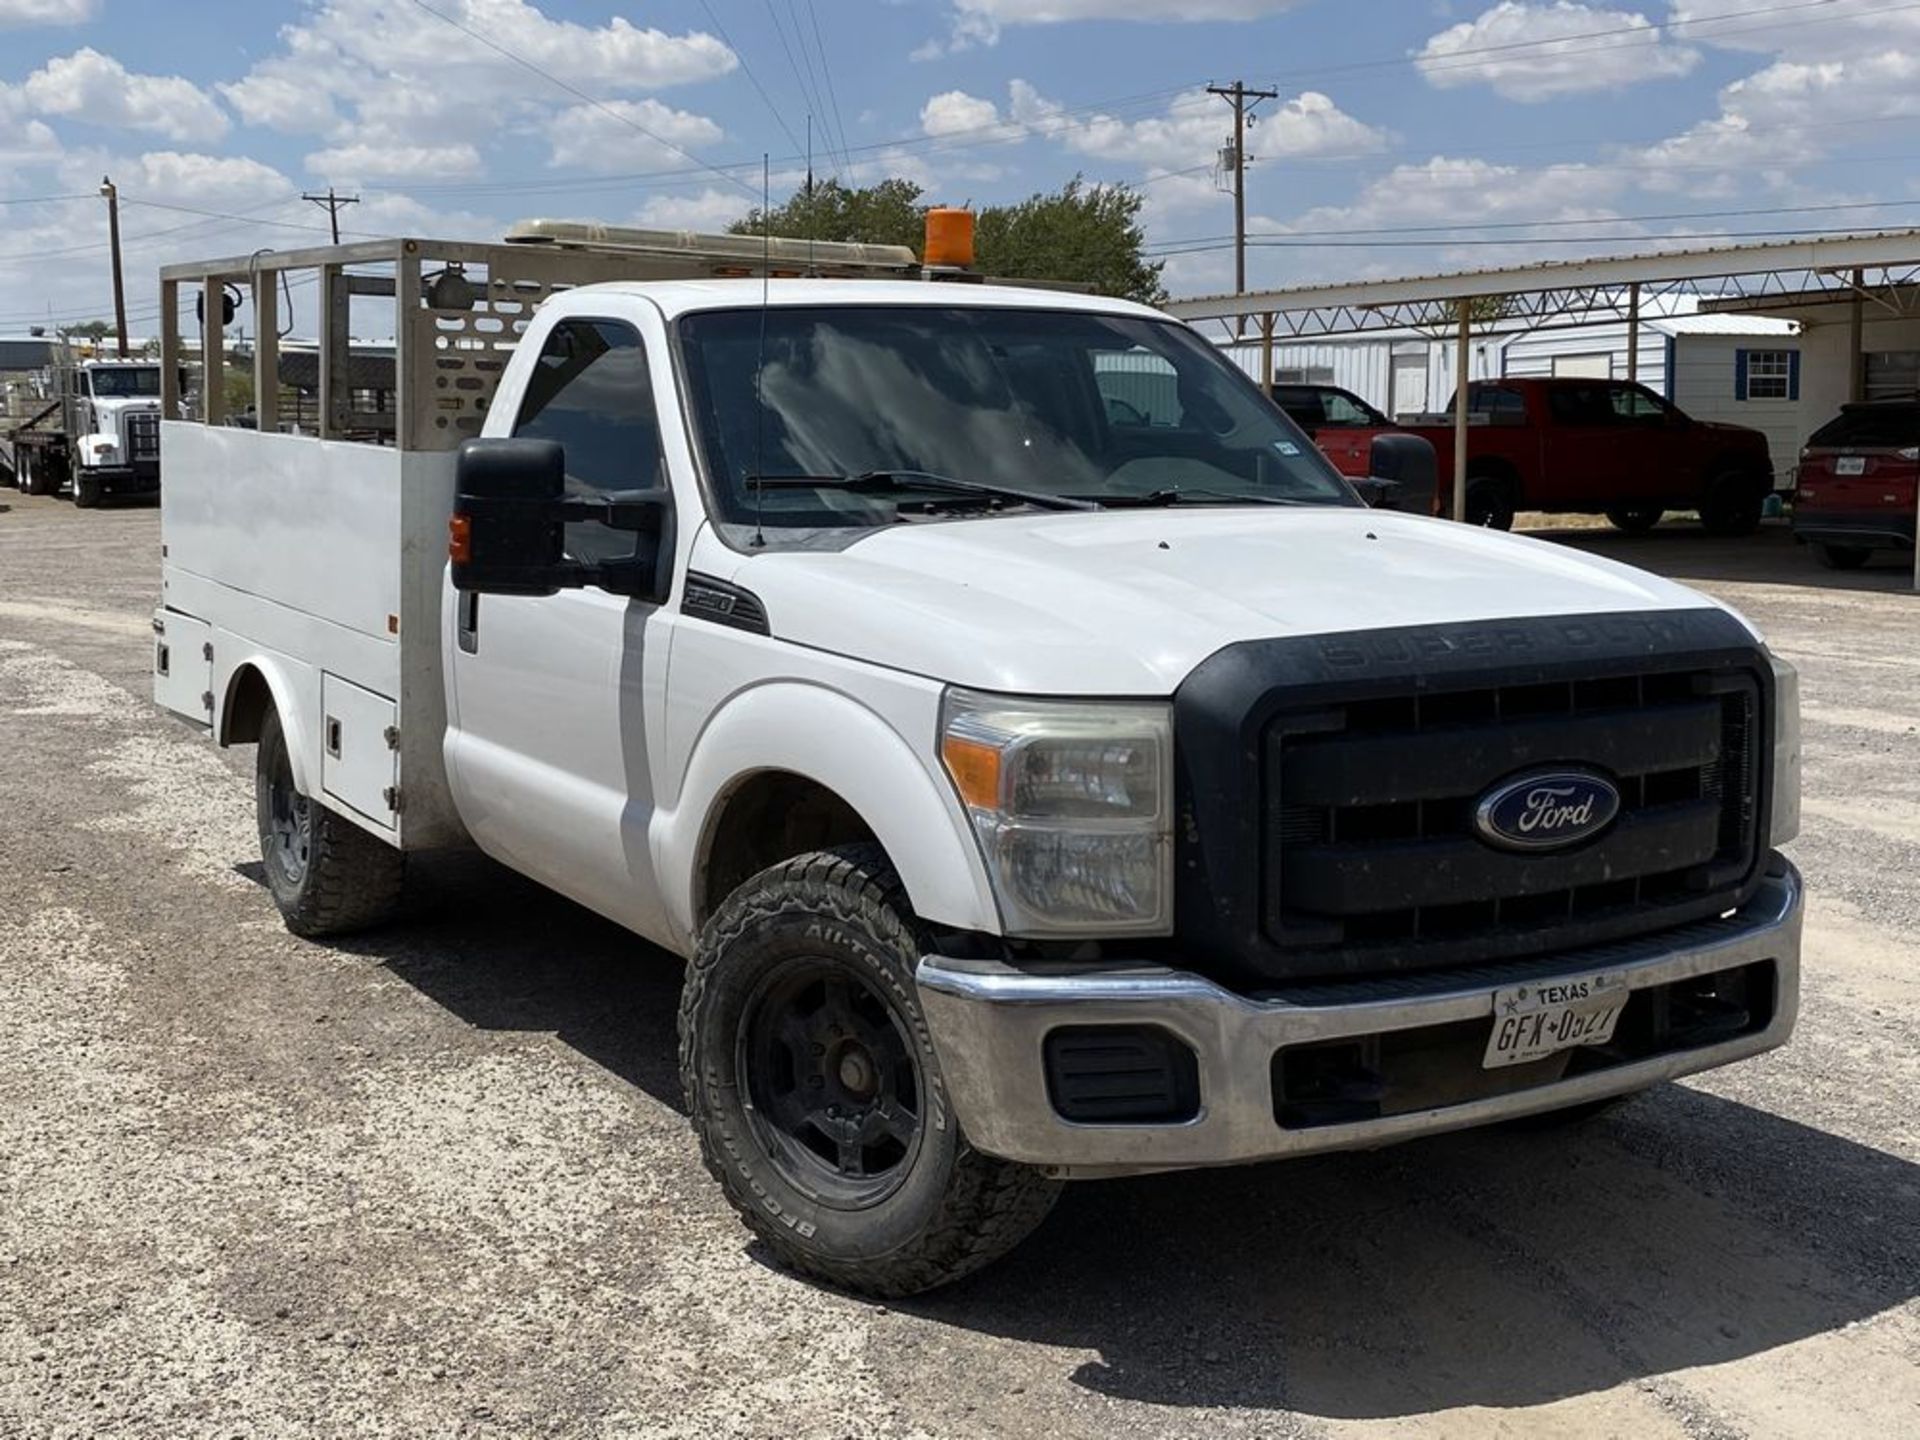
[917,859,1801,1176]
[81,462,160,494]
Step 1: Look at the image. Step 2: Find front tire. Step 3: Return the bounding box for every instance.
[255,707,405,937]
[680,845,1060,1296]
[1464,474,1516,531]
[72,473,103,508]
[1605,504,1663,533]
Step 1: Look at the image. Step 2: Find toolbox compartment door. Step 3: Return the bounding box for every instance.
[320,673,399,831]
[151,608,213,728]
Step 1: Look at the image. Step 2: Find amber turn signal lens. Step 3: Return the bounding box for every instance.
[941,733,1002,810]
[448,513,472,564]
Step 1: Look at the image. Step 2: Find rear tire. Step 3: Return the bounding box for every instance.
[680,844,1061,1297]
[255,707,405,937]
[72,473,103,508]
[19,452,53,496]
[1464,474,1516,531]
[1605,504,1663,533]
[1814,541,1871,571]
[1698,473,1764,536]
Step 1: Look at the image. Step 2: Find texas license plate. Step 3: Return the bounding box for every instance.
[1483,971,1628,1069]
[1835,456,1866,475]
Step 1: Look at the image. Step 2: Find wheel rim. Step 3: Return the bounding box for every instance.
[738,957,924,1209]
[266,758,312,886]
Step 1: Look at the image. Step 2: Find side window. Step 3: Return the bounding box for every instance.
[513,318,665,565]
[1470,386,1527,424]
[1547,384,1613,427]
[1608,383,1669,425]
[1323,391,1376,426]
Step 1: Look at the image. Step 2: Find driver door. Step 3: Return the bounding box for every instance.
[444,312,681,946]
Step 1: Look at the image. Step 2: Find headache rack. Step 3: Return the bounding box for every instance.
[156,222,923,453]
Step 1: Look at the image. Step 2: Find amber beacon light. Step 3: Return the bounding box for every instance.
[923,207,975,269]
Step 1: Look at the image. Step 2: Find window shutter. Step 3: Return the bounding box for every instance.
[1734,349,1749,401]
[1788,350,1801,402]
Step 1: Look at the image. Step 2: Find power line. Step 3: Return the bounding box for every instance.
[804,0,854,182]
[761,0,836,182]
[400,0,758,198]
[1146,196,1920,251]
[1148,223,1920,256]
[691,0,805,160]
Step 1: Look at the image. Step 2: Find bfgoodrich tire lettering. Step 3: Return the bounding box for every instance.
[255,707,405,937]
[680,844,1060,1296]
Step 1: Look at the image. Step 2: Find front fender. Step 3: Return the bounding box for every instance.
[656,680,1000,944]
[77,433,119,467]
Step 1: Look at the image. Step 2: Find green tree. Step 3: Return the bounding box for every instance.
[65,319,114,340]
[729,177,927,253]
[728,175,1166,305]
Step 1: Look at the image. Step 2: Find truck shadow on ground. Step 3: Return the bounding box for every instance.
[1538,519,1916,595]
[282,850,1919,1422]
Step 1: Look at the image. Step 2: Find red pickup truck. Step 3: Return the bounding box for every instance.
[1280,377,1774,534]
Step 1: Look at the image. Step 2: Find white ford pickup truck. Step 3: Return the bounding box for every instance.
[152,220,1802,1296]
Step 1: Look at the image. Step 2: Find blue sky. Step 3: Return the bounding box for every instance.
[2,0,1917,334]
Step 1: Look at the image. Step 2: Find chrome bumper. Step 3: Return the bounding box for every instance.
[916,860,1802,1176]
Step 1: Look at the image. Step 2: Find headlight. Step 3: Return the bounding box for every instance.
[1768,649,1800,847]
[939,688,1172,936]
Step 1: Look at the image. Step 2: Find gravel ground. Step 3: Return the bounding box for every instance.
[1,493,1915,1439]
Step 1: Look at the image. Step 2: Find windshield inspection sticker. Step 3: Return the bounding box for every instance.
[1274,440,1303,456]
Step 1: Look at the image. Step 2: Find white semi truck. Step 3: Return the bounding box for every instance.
[152,221,1803,1296]
[4,347,164,505]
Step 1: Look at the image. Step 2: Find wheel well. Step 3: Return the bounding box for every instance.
[696,770,880,927]
[220,664,274,747]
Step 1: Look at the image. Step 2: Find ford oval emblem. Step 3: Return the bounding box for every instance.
[1473,770,1621,852]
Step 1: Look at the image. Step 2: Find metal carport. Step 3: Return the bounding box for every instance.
[1165,230,1920,587]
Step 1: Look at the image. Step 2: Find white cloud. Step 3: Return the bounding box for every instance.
[18,49,229,143]
[123,150,295,206]
[1003,82,1386,171]
[629,187,751,233]
[224,0,733,140]
[1417,3,1698,101]
[0,0,94,26]
[545,99,722,173]
[920,90,1004,139]
[306,142,484,183]
[916,0,1309,57]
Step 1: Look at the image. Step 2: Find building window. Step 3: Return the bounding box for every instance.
[1274,366,1336,385]
[1736,348,1798,401]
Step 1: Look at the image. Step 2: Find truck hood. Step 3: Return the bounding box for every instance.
[722,507,1740,695]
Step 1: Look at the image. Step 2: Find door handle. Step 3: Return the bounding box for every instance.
[457,590,480,654]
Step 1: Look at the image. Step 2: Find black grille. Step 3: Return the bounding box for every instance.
[1171,610,1777,986]
[1264,667,1762,971]
[125,410,160,461]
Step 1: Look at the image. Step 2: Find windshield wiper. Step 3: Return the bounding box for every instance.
[1098,487,1313,508]
[745,469,1100,513]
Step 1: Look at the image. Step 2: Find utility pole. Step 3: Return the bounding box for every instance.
[1208,80,1279,334]
[301,186,359,244]
[99,175,128,358]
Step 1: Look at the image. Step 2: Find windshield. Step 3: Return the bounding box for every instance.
[89,366,159,399]
[675,305,1355,539]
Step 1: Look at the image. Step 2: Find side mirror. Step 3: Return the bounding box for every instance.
[1362,433,1439,515]
[450,437,674,602]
